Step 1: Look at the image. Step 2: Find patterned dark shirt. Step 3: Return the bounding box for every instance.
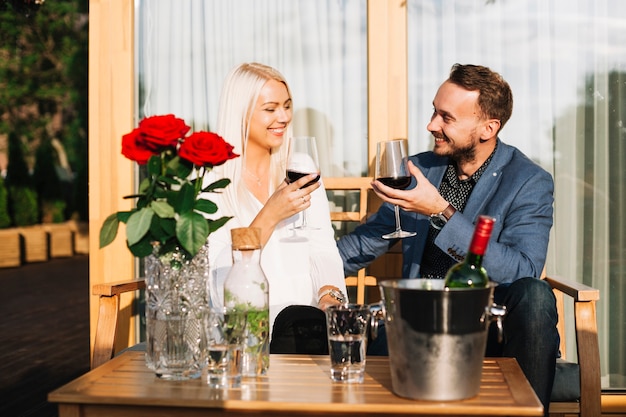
[419,147,496,278]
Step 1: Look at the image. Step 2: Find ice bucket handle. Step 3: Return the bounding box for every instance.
[369,302,384,340]
[487,303,507,343]
[369,301,506,342]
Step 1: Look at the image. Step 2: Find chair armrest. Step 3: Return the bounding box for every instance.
[92,279,146,297]
[543,275,599,302]
[544,275,601,417]
[92,279,145,368]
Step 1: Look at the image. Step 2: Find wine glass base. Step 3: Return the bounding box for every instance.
[280,234,309,243]
[382,230,416,239]
[291,225,320,231]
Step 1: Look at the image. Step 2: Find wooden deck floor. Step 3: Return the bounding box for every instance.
[0,255,90,417]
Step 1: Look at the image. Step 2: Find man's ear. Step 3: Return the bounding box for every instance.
[481,118,501,140]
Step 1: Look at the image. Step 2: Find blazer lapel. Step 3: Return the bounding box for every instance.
[463,140,513,218]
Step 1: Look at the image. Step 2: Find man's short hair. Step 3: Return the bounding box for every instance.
[448,63,514,131]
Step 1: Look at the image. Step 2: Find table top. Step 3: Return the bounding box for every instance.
[49,351,543,417]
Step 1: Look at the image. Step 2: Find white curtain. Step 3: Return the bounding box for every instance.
[135,0,368,177]
[408,0,626,388]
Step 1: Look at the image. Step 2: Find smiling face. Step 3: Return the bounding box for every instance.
[426,80,497,166]
[247,79,292,153]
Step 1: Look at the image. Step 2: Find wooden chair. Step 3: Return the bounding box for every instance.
[91,279,145,369]
[543,275,601,417]
[91,178,603,417]
[323,176,377,304]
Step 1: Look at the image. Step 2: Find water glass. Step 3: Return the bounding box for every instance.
[325,304,371,383]
[204,308,246,388]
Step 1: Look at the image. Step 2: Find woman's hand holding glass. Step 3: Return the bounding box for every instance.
[251,173,319,240]
[285,136,321,230]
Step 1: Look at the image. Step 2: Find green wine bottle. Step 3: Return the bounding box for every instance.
[444,215,495,288]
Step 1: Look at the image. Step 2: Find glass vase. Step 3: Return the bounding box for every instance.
[144,244,209,380]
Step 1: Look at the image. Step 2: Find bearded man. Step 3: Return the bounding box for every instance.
[337,63,558,417]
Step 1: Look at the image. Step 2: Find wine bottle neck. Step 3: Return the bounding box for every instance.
[465,251,484,268]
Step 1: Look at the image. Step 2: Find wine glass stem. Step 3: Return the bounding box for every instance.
[394,205,402,232]
[301,209,308,228]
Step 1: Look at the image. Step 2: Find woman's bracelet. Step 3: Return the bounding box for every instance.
[317,287,346,304]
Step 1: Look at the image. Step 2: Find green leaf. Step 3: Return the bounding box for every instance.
[148,216,169,241]
[128,235,156,258]
[195,198,218,214]
[154,184,168,199]
[159,239,190,259]
[202,178,231,192]
[173,156,193,179]
[117,211,133,223]
[126,207,154,246]
[159,217,177,237]
[151,200,175,218]
[158,175,178,186]
[176,211,209,256]
[99,213,120,248]
[138,177,151,194]
[208,216,233,233]
[136,196,150,209]
[175,182,196,214]
[147,155,162,176]
[164,154,180,174]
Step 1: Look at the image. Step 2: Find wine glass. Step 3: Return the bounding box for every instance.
[376,139,416,239]
[286,136,321,230]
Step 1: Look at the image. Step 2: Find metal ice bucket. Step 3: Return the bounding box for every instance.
[376,279,505,401]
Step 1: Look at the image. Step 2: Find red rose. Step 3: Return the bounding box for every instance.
[179,131,239,167]
[121,128,157,165]
[136,114,191,151]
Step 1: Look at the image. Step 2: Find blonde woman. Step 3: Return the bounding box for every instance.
[204,62,347,353]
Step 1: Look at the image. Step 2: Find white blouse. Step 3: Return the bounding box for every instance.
[203,173,347,336]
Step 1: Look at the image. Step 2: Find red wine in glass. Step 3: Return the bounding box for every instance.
[376,139,416,239]
[286,136,321,230]
[377,176,411,190]
[286,170,321,188]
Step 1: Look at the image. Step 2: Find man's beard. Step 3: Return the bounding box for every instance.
[432,133,478,165]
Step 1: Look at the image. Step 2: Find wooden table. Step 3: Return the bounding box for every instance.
[49,351,543,416]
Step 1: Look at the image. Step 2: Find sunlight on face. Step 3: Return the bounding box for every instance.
[426,81,485,163]
[248,79,293,152]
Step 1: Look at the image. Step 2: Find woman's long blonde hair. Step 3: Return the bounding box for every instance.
[214,62,293,221]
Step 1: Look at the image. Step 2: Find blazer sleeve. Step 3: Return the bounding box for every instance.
[433,166,554,284]
[336,201,400,276]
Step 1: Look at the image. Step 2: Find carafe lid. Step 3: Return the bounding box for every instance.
[231,227,261,250]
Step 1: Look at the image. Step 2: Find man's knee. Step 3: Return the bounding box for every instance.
[505,277,555,308]
[500,277,558,331]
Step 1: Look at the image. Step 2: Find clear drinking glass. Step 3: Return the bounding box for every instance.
[203,308,247,388]
[325,304,371,383]
[375,139,416,239]
[285,136,321,230]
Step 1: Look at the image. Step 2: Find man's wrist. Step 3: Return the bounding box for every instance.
[430,203,456,230]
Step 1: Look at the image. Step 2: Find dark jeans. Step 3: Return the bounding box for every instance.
[487,277,559,417]
[270,279,558,417]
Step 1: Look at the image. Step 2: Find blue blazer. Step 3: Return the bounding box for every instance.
[337,139,554,284]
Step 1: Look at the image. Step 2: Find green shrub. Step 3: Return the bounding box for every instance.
[34,138,67,223]
[41,199,66,224]
[0,176,11,228]
[9,186,38,226]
